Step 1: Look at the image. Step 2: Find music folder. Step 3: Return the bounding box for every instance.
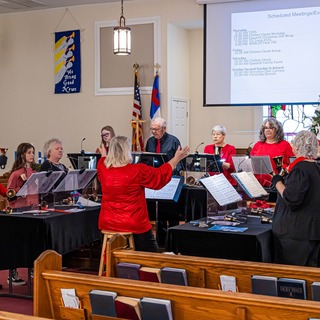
[145,176,184,202]
[53,169,97,193]
[16,171,65,197]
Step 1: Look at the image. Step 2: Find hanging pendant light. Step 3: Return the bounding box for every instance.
[114,0,131,55]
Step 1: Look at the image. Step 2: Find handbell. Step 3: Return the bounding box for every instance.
[214,146,222,156]
[6,189,16,199]
[272,156,288,177]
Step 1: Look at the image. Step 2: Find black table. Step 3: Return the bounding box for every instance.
[166,216,273,262]
[0,206,101,270]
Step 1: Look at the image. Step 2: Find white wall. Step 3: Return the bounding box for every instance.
[0,0,258,170]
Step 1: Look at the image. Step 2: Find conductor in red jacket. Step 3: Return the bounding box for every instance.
[97,136,189,252]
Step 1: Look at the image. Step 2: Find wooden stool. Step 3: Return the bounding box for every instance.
[98,230,135,276]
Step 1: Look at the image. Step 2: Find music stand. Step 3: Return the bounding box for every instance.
[232,156,254,173]
[251,156,273,174]
[16,171,65,205]
[186,153,222,172]
[53,169,97,193]
[67,153,101,169]
[145,176,184,243]
[132,151,168,168]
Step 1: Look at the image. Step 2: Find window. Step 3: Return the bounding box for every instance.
[262,105,317,142]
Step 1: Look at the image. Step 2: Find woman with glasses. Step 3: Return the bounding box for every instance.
[204,125,236,186]
[96,125,116,154]
[251,117,294,186]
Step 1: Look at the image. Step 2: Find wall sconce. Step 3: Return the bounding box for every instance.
[114,0,131,55]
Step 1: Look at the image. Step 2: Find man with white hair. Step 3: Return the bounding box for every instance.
[146,117,182,174]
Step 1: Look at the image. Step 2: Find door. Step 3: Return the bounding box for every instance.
[170,97,189,147]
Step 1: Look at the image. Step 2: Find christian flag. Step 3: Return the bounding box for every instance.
[132,71,144,151]
[150,72,161,119]
[54,29,81,94]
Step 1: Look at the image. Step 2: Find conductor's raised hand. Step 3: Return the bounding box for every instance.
[168,145,190,171]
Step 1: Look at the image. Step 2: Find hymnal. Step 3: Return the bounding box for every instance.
[277,277,306,300]
[89,289,117,317]
[141,297,173,320]
[220,275,237,292]
[115,296,141,320]
[200,174,242,206]
[161,267,188,286]
[116,262,141,280]
[139,267,161,283]
[311,282,320,301]
[231,171,268,198]
[251,275,278,296]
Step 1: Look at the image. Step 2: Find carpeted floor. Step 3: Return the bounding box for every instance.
[0,247,100,316]
[0,268,33,315]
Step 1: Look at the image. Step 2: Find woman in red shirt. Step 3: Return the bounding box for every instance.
[204,125,236,186]
[97,136,189,252]
[251,118,294,186]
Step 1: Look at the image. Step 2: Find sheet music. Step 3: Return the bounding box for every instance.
[232,171,268,198]
[145,177,181,200]
[200,174,242,206]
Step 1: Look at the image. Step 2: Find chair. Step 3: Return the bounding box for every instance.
[98,230,135,276]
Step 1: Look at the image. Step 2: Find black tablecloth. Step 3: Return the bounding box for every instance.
[147,186,208,223]
[0,207,100,269]
[166,216,272,262]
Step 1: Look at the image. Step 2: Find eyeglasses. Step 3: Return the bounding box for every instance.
[101,133,110,137]
[263,126,275,130]
[150,127,162,132]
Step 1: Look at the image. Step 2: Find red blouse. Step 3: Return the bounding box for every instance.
[97,158,173,234]
[250,140,294,186]
[7,167,38,208]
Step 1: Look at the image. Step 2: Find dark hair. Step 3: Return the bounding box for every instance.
[100,125,116,148]
[258,117,284,143]
[11,143,36,172]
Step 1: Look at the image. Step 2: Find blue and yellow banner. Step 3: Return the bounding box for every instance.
[54,30,81,94]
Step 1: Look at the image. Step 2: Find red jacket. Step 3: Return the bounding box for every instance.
[97,158,172,234]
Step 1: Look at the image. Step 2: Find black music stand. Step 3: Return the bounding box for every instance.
[132,151,168,168]
[145,176,184,243]
[67,153,101,169]
[186,153,223,173]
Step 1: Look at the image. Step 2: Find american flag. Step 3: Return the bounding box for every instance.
[132,71,144,151]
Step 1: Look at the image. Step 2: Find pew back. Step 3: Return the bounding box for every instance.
[108,234,320,300]
[34,249,320,320]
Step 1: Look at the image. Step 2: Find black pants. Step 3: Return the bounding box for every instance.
[274,236,320,267]
[133,229,159,253]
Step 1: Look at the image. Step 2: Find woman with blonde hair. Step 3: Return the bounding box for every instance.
[97,136,189,252]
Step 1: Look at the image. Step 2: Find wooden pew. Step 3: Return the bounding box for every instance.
[34,248,320,320]
[107,234,320,300]
[0,311,51,320]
